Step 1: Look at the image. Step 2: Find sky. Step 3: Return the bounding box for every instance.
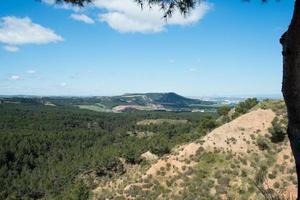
[0,0,295,97]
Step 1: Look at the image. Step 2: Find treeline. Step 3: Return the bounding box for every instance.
[217,98,259,123]
[0,103,216,199]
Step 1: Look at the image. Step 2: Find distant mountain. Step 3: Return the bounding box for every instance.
[151,92,211,106]
[120,92,212,107]
[0,93,218,112]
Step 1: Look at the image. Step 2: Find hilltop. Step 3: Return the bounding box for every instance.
[110,93,214,112]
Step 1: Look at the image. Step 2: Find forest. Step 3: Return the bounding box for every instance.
[0,101,219,199]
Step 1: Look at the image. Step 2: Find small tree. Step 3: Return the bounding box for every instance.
[256,136,270,151]
[217,105,231,116]
[235,98,259,115]
[149,136,170,156]
[269,117,286,143]
[199,115,217,131]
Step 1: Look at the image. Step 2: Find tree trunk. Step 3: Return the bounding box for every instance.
[281,0,300,198]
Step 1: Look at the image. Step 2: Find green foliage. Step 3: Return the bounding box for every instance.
[256,136,270,151]
[180,152,231,199]
[233,98,259,118]
[54,0,92,7]
[64,181,89,200]
[217,105,231,116]
[0,103,216,199]
[51,0,269,19]
[259,99,286,115]
[255,165,287,200]
[149,135,171,156]
[198,115,217,132]
[255,164,268,184]
[95,155,124,177]
[269,117,286,143]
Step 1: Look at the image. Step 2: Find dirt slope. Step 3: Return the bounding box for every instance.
[202,108,275,153]
[92,108,297,200]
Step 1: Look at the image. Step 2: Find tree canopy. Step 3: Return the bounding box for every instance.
[52,0,268,18]
[53,0,198,17]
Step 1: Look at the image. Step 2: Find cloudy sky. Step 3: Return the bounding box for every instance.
[0,0,294,96]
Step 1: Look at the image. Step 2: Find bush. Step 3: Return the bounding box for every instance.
[269,117,286,143]
[96,156,124,177]
[218,176,230,187]
[255,165,268,184]
[217,106,231,116]
[256,136,269,151]
[149,136,170,156]
[123,148,141,164]
[199,116,217,131]
[234,98,259,118]
[273,182,280,189]
[64,181,89,200]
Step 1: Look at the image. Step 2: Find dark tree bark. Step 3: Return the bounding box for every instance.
[281,0,300,198]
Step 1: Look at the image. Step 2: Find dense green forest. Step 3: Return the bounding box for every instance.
[0,102,218,199]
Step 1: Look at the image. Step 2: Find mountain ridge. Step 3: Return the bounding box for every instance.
[0,92,217,112]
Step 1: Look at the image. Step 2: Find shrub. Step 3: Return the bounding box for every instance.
[268,173,276,179]
[218,176,230,187]
[256,136,269,151]
[217,106,231,116]
[241,170,247,177]
[123,149,141,164]
[64,181,89,200]
[269,117,286,143]
[255,165,268,185]
[96,157,124,177]
[234,98,259,118]
[273,182,280,189]
[149,136,171,156]
[199,115,217,131]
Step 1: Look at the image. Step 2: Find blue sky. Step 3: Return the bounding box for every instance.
[0,0,294,96]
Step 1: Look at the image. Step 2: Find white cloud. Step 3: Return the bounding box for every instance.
[0,16,63,46]
[70,14,95,24]
[3,45,19,52]
[27,70,36,74]
[42,0,82,11]
[9,75,21,81]
[95,0,211,33]
[60,82,67,87]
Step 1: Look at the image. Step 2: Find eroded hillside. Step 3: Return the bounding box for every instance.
[91,101,297,200]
